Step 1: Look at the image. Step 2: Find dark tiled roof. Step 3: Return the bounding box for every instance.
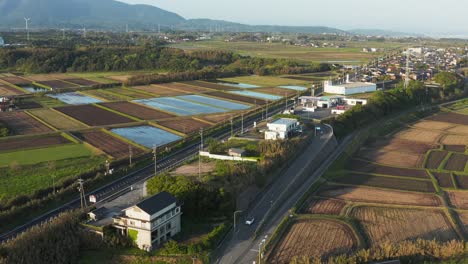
[136,191,177,215]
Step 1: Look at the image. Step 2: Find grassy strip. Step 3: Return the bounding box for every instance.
[24,110,58,132]
[439,152,453,171]
[427,171,443,194]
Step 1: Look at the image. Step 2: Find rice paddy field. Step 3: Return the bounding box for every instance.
[48,92,103,105]
[110,126,182,148]
[220,76,308,87]
[28,109,87,130]
[269,102,468,262]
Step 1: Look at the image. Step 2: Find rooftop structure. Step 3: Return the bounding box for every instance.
[265,118,300,140]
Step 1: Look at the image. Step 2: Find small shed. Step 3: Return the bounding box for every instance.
[228,148,246,157]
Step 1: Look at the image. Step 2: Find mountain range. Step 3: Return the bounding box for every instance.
[0,0,415,36]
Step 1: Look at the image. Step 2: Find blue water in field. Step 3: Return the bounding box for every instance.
[47,92,102,105]
[279,85,308,91]
[229,90,282,101]
[218,82,260,89]
[111,126,182,148]
[152,97,227,114]
[134,99,194,116]
[22,86,50,93]
[176,95,250,110]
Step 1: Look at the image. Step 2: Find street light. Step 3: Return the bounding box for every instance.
[233,210,242,233]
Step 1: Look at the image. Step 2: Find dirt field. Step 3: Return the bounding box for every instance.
[455,175,468,189]
[183,81,237,91]
[77,131,144,159]
[445,145,466,153]
[133,85,188,96]
[0,85,25,96]
[346,159,429,179]
[0,111,52,135]
[366,138,435,155]
[107,75,130,82]
[37,80,78,90]
[0,76,32,85]
[100,102,175,120]
[332,173,436,193]
[447,125,468,135]
[350,206,458,246]
[64,78,101,87]
[301,198,347,215]
[429,113,468,126]
[29,109,87,130]
[252,87,297,97]
[207,91,267,105]
[441,135,468,145]
[395,128,442,143]
[317,185,442,207]
[158,118,212,134]
[153,83,209,93]
[444,153,468,172]
[432,172,454,188]
[457,211,468,235]
[201,113,237,124]
[357,149,425,168]
[0,134,70,152]
[447,191,468,209]
[55,105,134,126]
[425,151,449,169]
[269,219,357,263]
[25,74,71,81]
[173,161,215,176]
[413,120,455,130]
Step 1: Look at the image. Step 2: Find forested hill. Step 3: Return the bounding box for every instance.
[0,0,346,34]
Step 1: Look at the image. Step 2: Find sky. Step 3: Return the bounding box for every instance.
[118,0,467,35]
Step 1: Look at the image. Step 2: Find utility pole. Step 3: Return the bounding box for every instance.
[129,145,133,166]
[152,145,157,175]
[24,17,31,41]
[77,178,87,209]
[233,210,242,233]
[61,29,65,40]
[266,100,269,120]
[105,160,110,175]
[241,113,244,135]
[405,46,410,89]
[230,117,234,138]
[199,128,203,181]
[284,92,288,111]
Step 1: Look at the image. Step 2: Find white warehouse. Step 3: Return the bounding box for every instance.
[265,118,300,140]
[324,79,376,96]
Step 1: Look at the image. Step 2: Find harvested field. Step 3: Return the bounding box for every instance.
[346,159,429,179]
[457,211,468,235]
[429,113,468,126]
[357,149,424,168]
[445,145,466,153]
[77,131,144,159]
[447,125,468,135]
[105,88,154,99]
[100,102,175,120]
[82,89,130,101]
[301,198,346,215]
[0,85,25,96]
[447,191,468,209]
[395,128,442,143]
[26,74,71,81]
[182,81,236,91]
[350,206,458,245]
[153,83,209,93]
[173,161,215,176]
[133,85,187,96]
[317,185,442,207]
[64,78,101,87]
[455,175,468,189]
[158,118,211,134]
[366,138,435,155]
[0,111,52,135]
[251,87,297,97]
[432,172,454,188]
[28,109,86,130]
[207,91,267,105]
[441,135,468,145]
[413,120,455,130]
[107,75,130,82]
[282,76,316,81]
[444,153,468,172]
[201,113,236,124]
[425,151,449,169]
[37,80,78,90]
[269,219,357,263]
[0,76,32,85]
[332,173,436,193]
[55,105,134,126]
[0,134,70,152]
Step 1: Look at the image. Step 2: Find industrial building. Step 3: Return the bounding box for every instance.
[323,75,376,95]
[113,191,182,251]
[265,118,300,140]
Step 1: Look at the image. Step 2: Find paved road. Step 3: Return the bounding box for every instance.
[215,124,340,264]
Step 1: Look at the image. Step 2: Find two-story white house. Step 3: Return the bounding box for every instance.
[113,191,182,251]
[265,118,300,140]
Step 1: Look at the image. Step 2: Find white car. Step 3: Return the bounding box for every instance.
[245,217,255,225]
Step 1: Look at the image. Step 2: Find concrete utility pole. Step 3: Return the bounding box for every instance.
[105,160,110,175]
[241,113,244,135]
[153,145,157,175]
[129,145,133,166]
[77,178,87,209]
[230,117,234,138]
[199,128,203,181]
[233,210,242,233]
[405,46,410,89]
[24,17,31,41]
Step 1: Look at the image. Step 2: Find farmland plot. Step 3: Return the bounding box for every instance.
[55,105,134,126]
[425,151,449,169]
[201,113,235,124]
[0,85,25,96]
[252,87,298,97]
[221,75,307,87]
[441,135,468,145]
[105,88,154,99]
[207,91,267,105]
[448,125,468,135]
[317,185,442,207]
[229,90,282,101]
[64,78,101,87]
[133,85,188,96]
[332,173,436,193]
[445,145,466,153]
[176,95,250,110]
[455,175,468,189]
[82,90,131,101]
[301,198,346,215]
[110,126,182,148]
[268,219,357,263]
[350,206,458,246]
[48,92,103,105]
[432,172,454,188]
[357,149,424,168]
[153,83,209,93]
[429,113,468,126]
[447,191,468,209]
[0,76,32,85]
[366,138,435,155]
[29,109,87,130]
[77,131,144,159]
[346,159,429,179]
[0,134,70,152]
[182,81,236,91]
[444,153,468,172]
[100,102,175,120]
[150,97,227,115]
[395,128,442,143]
[158,118,212,134]
[37,80,78,90]
[412,120,455,131]
[0,111,52,135]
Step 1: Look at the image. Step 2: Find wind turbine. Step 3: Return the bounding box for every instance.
[24,17,31,41]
